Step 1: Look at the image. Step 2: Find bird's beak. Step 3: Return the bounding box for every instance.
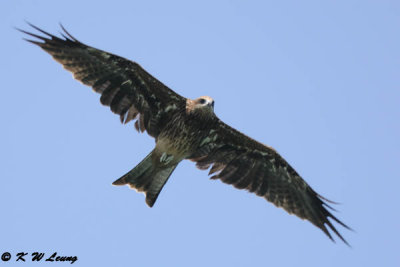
[209,101,214,108]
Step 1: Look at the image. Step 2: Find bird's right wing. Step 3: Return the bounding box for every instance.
[19,23,186,138]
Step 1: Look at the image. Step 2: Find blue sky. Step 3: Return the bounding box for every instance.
[1,1,399,266]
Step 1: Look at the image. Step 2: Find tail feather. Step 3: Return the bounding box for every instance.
[112,151,154,191]
[145,165,177,207]
[112,150,177,207]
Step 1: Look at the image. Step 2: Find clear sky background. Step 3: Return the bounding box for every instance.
[1,1,399,266]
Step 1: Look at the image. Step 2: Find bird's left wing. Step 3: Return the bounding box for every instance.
[189,118,351,244]
[19,23,186,138]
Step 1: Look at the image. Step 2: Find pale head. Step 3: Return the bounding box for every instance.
[186,96,215,115]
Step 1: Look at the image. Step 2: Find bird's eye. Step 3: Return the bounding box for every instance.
[199,99,206,104]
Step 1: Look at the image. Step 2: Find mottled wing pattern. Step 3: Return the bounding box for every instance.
[189,119,350,244]
[19,23,186,137]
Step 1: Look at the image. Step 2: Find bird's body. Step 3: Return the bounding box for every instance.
[114,96,218,206]
[158,98,216,160]
[19,23,351,244]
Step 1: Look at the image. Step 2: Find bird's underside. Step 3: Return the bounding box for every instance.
[19,23,351,245]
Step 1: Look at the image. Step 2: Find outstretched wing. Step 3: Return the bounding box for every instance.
[19,23,186,138]
[189,119,351,245]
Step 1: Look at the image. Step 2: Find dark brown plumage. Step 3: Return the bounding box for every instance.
[19,23,351,245]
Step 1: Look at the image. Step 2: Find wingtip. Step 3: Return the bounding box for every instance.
[22,38,43,46]
[18,29,47,45]
[59,22,80,42]
[322,216,352,247]
[22,19,33,28]
[25,21,54,37]
[17,22,55,44]
[14,25,23,33]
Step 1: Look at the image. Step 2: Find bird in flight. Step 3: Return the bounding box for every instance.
[19,23,350,244]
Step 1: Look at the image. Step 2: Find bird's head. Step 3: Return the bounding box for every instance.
[186,96,215,116]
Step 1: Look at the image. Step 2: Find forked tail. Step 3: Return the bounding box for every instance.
[112,150,177,207]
